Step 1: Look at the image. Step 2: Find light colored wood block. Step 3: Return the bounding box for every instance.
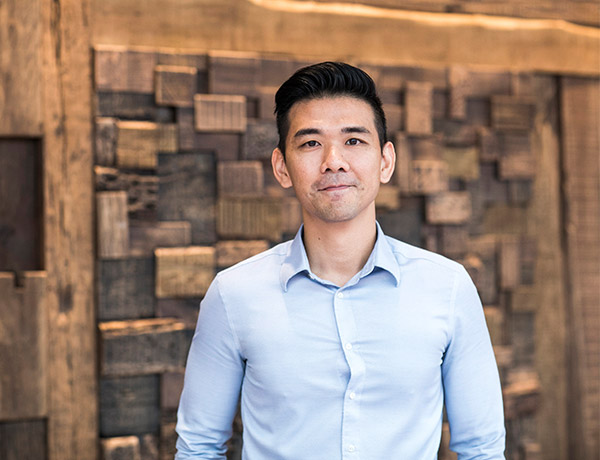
[405,81,433,135]
[0,271,47,420]
[155,246,216,298]
[443,146,480,180]
[375,185,401,210]
[500,237,521,290]
[97,191,129,259]
[130,221,192,257]
[499,153,536,179]
[194,94,247,133]
[101,436,141,460]
[94,46,156,93]
[116,121,177,169]
[215,240,269,268]
[155,65,197,107]
[217,197,282,241]
[410,159,449,194]
[217,161,264,196]
[426,191,471,224]
[99,318,188,376]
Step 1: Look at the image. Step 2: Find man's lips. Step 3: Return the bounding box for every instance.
[318,184,352,191]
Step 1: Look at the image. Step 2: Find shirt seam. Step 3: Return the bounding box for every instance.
[214,274,246,360]
[448,267,463,346]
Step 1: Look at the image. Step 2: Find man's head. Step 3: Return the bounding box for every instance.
[274,62,387,155]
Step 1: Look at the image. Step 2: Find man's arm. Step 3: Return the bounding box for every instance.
[175,276,245,459]
[442,267,506,459]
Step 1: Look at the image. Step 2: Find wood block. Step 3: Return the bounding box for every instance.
[99,375,160,436]
[95,166,159,218]
[477,163,509,204]
[157,51,207,70]
[130,221,192,257]
[0,139,43,272]
[375,185,401,210]
[257,86,278,120]
[217,197,282,241]
[156,298,200,329]
[157,152,217,244]
[0,419,47,460]
[101,436,141,460]
[466,98,491,127]
[410,159,449,195]
[405,81,433,135]
[96,117,117,166]
[519,237,537,285]
[208,51,260,97]
[499,153,536,179]
[96,91,174,122]
[484,306,505,346]
[439,225,468,258]
[194,94,247,133]
[176,107,197,151]
[519,441,542,460]
[159,410,178,460]
[95,46,157,93]
[258,58,297,88]
[97,258,155,321]
[435,120,478,146]
[393,132,411,193]
[511,311,536,367]
[0,272,47,420]
[468,235,498,305]
[448,66,470,120]
[99,318,188,376]
[500,237,521,290]
[217,161,264,196]
[140,433,159,460]
[383,103,403,133]
[491,96,536,131]
[443,146,479,180]
[280,196,303,235]
[426,191,471,224]
[97,191,129,259]
[161,372,185,410]
[116,121,177,169]
[215,240,270,268]
[155,65,197,107]
[242,119,278,160]
[377,198,423,247]
[508,180,534,205]
[155,246,216,298]
[478,127,500,162]
[503,371,541,420]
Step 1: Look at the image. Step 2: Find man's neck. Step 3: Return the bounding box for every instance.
[302,210,378,287]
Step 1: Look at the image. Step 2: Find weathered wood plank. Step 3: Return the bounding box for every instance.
[95,118,117,166]
[100,436,141,460]
[0,272,47,420]
[208,51,261,97]
[217,197,282,241]
[410,159,449,195]
[194,94,247,132]
[242,119,279,160]
[99,318,189,376]
[217,161,264,196]
[0,419,47,460]
[155,65,197,108]
[94,46,156,93]
[405,81,433,135]
[116,121,177,169]
[129,221,192,257]
[155,246,216,298]
[426,191,472,224]
[96,191,129,259]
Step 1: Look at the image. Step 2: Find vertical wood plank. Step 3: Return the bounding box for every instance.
[41,1,97,458]
[96,191,129,259]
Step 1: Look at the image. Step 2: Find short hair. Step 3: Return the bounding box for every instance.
[274,61,387,155]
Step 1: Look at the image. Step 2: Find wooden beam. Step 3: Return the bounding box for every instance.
[41,1,97,458]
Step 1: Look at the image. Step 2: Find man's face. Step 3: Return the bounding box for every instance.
[271,96,395,225]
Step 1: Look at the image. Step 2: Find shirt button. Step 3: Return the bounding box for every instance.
[345,343,352,350]
[349,392,356,400]
[348,445,356,452]
[336,292,344,299]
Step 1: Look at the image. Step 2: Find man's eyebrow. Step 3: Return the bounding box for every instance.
[294,128,321,138]
[342,126,371,134]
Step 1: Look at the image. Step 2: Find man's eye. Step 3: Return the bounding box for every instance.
[346,138,363,145]
[302,140,319,147]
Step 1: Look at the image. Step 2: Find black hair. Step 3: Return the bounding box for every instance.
[274,61,387,155]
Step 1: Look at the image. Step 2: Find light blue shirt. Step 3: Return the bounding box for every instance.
[175,224,505,459]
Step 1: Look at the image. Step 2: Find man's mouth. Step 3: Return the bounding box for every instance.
[319,184,351,191]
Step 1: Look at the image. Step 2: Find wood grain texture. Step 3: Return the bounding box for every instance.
[0,271,47,420]
[426,191,472,224]
[0,419,47,460]
[217,197,282,240]
[217,161,264,196]
[96,191,130,259]
[155,246,216,298]
[41,1,98,458]
[129,221,192,257]
[155,65,197,107]
[194,94,247,132]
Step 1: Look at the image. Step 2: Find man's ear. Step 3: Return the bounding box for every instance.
[271,147,293,189]
[380,141,396,184]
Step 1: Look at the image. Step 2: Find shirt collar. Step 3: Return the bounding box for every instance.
[280,222,400,291]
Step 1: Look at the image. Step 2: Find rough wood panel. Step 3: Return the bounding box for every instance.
[99,318,188,376]
[410,159,449,194]
[155,65,197,107]
[217,161,264,196]
[426,191,471,224]
[0,0,42,136]
[42,1,98,456]
[442,146,479,180]
[217,197,282,241]
[99,375,160,437]
[92,0,600,75]
[130,221,192,257]
[491,96,536,131]
[0,139,43,271]
[157,152,217,244]
[560,76,600,460]
[96,118,117,166]
[0,419,47,460]
[194,94,247,132]
[95,46,156,93]
[208,51,261,97]
[96,91,174,122]
[97,257,155,321]
[100,436,141,460]
[405,81,433,135]
[155,246,216,298]
[215,240,270,268]
[116,121,177,169]
[242,119,279,160]
[97,191,129,259]
[0,272,47,420]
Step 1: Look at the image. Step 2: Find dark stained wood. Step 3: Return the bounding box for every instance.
[208,51,261,97]
[242,119,279,161]
[0,419,47,460]
[95,46,157,93]
[0,139,44,271]
[217,161,264,197]
[95,118,117,166]
[129,221,192,257]
[155,65,197,108]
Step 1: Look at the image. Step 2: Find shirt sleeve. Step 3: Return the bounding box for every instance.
[175,276,245,459]
[442,267,506,459]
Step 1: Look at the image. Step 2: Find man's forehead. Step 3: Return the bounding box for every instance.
[287,96,376,127]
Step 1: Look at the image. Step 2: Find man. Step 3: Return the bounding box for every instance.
[175,62,505,459]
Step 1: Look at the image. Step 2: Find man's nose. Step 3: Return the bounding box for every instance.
[321,144,349,173]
